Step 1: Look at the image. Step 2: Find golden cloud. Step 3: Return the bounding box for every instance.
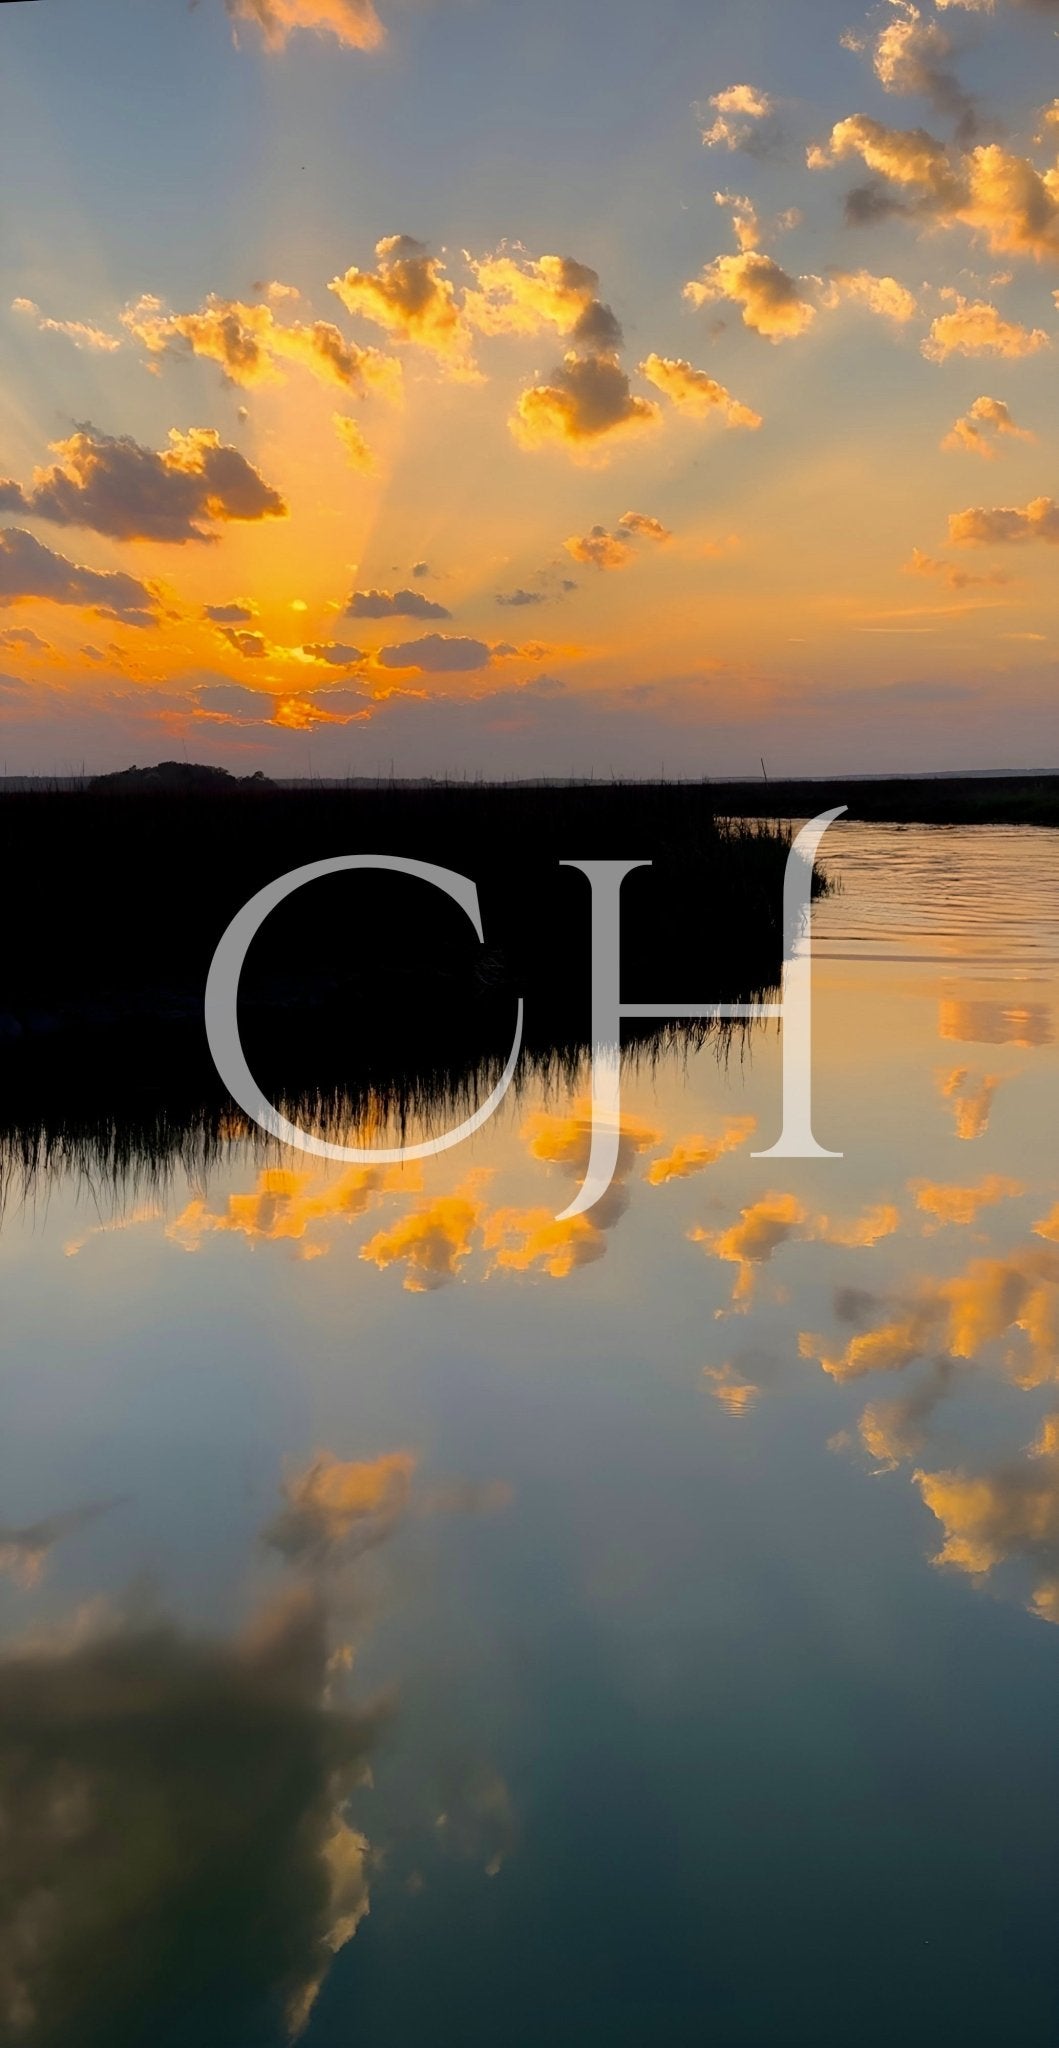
[330,236,478,377]
[638,352,762,427]
[465,250,622,350]
[123,292,400,395]
[913,1414,1059,1621]
[333,412,375,472]
[910,1173,1025,1227]
[812,115,1059,260]
[939,1065,1002,1138]
[0,526,158,624]
[922,295,1050,361]
[684,252,816,341]
[949,496,1059,544]
[943,393,1035,455]
[703,1364,762,1416]
[360,1183,486,1290]
[821,269,919,321]
[646,1116,757,1185]
[167,1163,417,1257]
[225,0,385,51]
[702,83,774,149]
[11,296,121,351]
[512,352,661,454]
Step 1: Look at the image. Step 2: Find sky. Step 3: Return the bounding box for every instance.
[0,0,1058,777]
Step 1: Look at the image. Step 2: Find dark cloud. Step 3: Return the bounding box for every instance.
[346,588,451,620]
[0,1590,385,2045]
[203,602,257,624]
[496,588,548,608]
[0,1498,126,1589]
[0,529,159,625]
[0,427,286,545]
[376,633,492,673]
[302,641,364,666]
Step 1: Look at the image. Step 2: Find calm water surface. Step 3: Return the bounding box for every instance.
[3,823,1059,2047]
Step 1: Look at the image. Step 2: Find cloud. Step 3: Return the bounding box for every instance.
[204,600,258,623]
[713,190,801,254]
[329,236,477,376]
[939,996,1053,1043]
[375,633,493,673]
[943,393,1036,454]
[692,1191,809,1307]
[11,296,121,351]
[360,1185,485,1289]
[465,249,623,350]
[482,1106,659,1278]
[346,587,450,619]
[904,545,1011,586]
[265,1448,417,1565]
[801,1239,1059,1388]
[871,2,977,137]
[0,1497,125,1591]
[646,1116,757,1185]
[512,351,661,453]
[333,412,374,472]
[0,1587,383,2043]
[0,425,286,544]
[0,527,159,623]
[564,512,669,570]
[701,83,774,150]
[703,1364,763,1416]
[822,269,919,320]
[0,626,51,651]
[302,641,365,667]
[123,292,400,395]
[224,0,385,51]
[914,1414,1059,1622]
[638,352,762,427]
[811,116,1059,260]
[939,1065,1002,1138]
[949,495,1059,544]
[684,252,817,340]
[922,294,1050,360]
[910,1173,1026,1227]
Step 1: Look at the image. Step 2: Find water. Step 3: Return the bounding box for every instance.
[2,823,1059,2047]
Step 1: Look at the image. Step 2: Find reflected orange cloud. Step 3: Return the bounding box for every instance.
[910,1173,1025,1228]
[939,1064,1002,1138]
[703,1363,762,1416]
[265,1448,418,1565]
[939,999,1052,1047]
[695,1192,900,1308]
[483,1206,606,1278]
[359,1179,487,1290]
[167,1163,420,1257]
[801,1240,1059,1388]
[646,1115,757,1184]
[914,1414,1059,1621]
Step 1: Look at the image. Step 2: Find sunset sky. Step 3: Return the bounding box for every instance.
[1,0,1058,776]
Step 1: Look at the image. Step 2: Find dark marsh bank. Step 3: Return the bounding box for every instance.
[0,774,820,1195]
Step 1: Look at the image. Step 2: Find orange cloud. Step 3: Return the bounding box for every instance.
[942,394,1035,456]
[638,352,762,427]
[684,253,817,341]
[939,1066,1002,1138]
[123,292,400,395]
[949,496,1059,546]
[922,295,1050,361]
[329,236,477,377]
[224,0,385,51]
[333,413,375,472]
[647,1116,757,1184]
[11,297,120,351]
[910,1173,1025,1227]
[512,352,660,454]
[167,1163,417,1256]
[360,1182,486,1290]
